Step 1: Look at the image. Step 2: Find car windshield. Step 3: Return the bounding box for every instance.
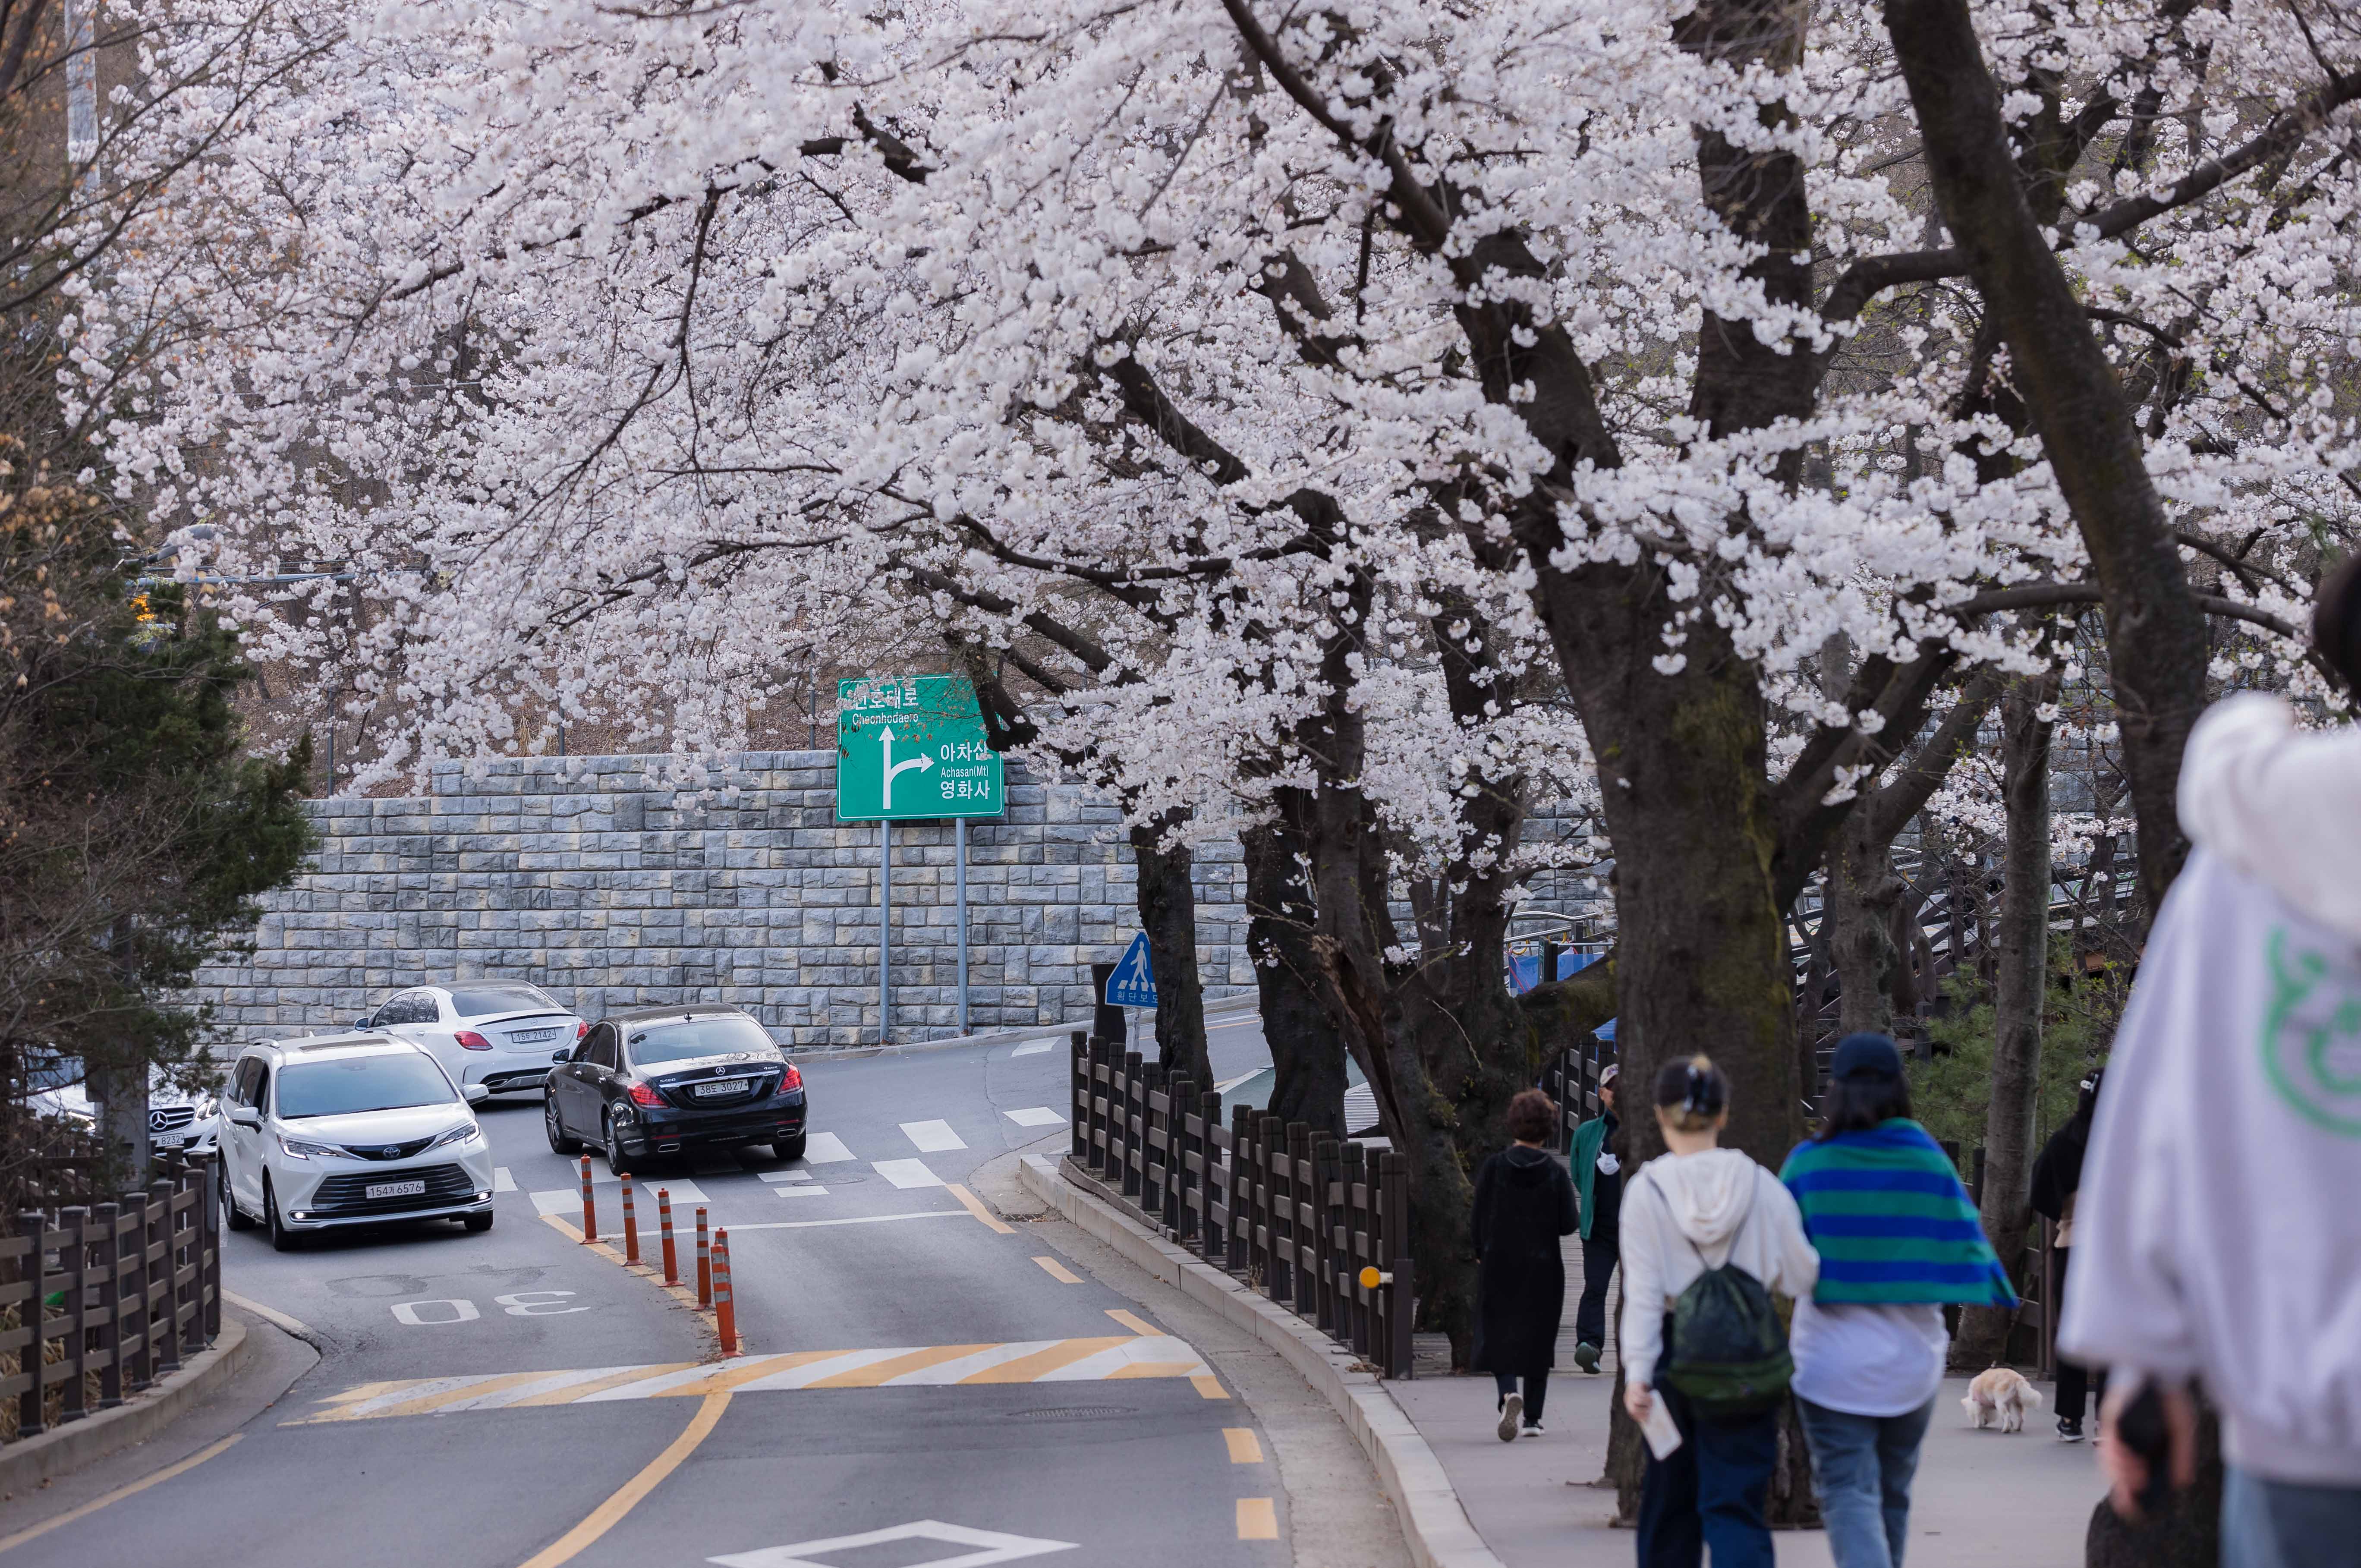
[626,1017,777,1067]
[449,984,560,1017]
[276,1055,459,1118]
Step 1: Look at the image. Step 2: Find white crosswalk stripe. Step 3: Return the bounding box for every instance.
[900,1119,967,1152]
[1003,1107,1065,1127]
[802,1131,857,1163]
[872,1158,943,1189]
[492,1167,516,1192]
[773,1184,828,1198]
[530,1176,708,1216]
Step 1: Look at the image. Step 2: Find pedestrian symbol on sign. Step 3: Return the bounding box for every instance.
[1104,932,1157,1008]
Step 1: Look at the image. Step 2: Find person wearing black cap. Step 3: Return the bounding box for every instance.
[2029,1070,2105,1441]
[1780,1033,2014,1568]
[1568,1061,1623,1373]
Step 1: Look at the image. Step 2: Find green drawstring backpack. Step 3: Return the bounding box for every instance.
[1646,1171,1792,1419]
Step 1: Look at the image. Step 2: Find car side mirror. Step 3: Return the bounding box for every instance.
[463,1084,491,1105]
[227,1105,261,1128]
[552,1048,572,1064]
[353,1017,371,1030]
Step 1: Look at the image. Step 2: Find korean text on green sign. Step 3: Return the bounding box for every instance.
[835,674,1006,821]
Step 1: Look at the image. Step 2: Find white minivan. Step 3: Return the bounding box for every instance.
[218,1034,497,1250]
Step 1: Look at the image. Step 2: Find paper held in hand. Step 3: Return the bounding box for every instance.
[1640,1389,1684,1460]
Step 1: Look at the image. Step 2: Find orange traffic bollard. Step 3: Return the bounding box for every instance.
[621,1177,640,1265]
[658,1188,678,1285]
[578,1155,598,1244]
[696,1206,712,1308]
[713,1229,738,1357]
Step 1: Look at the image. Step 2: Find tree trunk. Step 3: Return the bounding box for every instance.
[1827,813,1906,1040]
[1955,675,2056,1368]
[1243,809,1346,1137]
[1130,810,1209,1088]
[1883,0,2210,914]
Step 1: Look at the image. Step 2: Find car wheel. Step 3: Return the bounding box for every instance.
[545,1093,581,1155]
[221,1162,255,1231]
[772,1133,807,1163]
[603,1115,633,1178]
[264,1180,299,1253]
[464,1212,494,1233]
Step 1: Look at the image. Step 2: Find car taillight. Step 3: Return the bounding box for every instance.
[576,1020,589,1041]
[627,1081,665,1108]
[455,1030,493,1051]
[780,1064,803,1092]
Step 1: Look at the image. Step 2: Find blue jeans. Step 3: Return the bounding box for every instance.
[1636,1379,1778,1568]
[1795,1396,1935,1568]
[2224,1467,2361,1568]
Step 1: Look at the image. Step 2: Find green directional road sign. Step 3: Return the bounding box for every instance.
[835,674,1006,821]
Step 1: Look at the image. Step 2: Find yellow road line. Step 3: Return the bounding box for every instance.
[509,1363,702,1408]
[515,1391,729,1568]
[959,1335,1132,1384]
[1105,1308,1157,1337]
[808,1341,1000,1389]
[1032,1255,1082,1284]
[1236,1498,1278,1540]
[1192,1373,1230,1401]
[946,1183,1015,1234]
[0,1434,240,1556]
[652,1352,842,1399]
[373,1369,571,1420]
[1223,1428,1264,1464]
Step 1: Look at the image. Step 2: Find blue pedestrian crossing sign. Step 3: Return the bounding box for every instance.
[1105,933,1158,1008]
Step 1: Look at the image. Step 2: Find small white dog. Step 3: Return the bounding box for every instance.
[1961,1366,2044,1433]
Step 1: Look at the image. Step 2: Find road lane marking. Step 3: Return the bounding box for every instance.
[1223,1428,1264,1464]
[1010,1038,1058,1057]
[1105,1309,1158,1337]
[494,1166,518,1191]
[1192,1374,1229,1401]
[223,1289,311,1338]
[947,1183,1014,1234]
[1032,1256,1082,1284]
[533,1178,708,1217]
[1208,1016,1262,1030]
[772,1184,829,1198]
[723,1210,968,1233]
[296,1336,1216,1421]
[758,1169,814,1183]
[0,1433,241,1556]
[802,1131,857,1163]
[1003,1107,1065,1127]
[1236,1498,1278,1540]
[712,1521,1076,1568]
[872,1158,943,1189]
[899,1119,967,1152]
[516,1390,729,1568]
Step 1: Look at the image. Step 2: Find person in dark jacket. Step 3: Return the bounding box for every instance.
[1568,1062,1623,1372]
[1472,1087,1579,1441]
[2030,1068,2105,1441]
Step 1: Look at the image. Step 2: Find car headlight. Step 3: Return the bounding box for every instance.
[277,1132,344,1161]
[425,1122,484,1152]
[191,1096,218,1121]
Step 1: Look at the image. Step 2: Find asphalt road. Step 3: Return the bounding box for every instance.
[5,1018,1304,1568]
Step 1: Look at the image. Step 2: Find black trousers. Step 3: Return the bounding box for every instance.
[1575,1231,1618,1348]
[1494,1370,1549,1423]
[2053,1245,2108,1422]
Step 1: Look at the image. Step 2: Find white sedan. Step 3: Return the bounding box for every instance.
[355,981,586,1098]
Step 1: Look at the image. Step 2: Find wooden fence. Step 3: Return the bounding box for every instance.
[0,1152,223,1439]
[1068,1033,1415,1378]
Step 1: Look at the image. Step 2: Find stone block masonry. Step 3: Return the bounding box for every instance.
[192,751,1259,1050]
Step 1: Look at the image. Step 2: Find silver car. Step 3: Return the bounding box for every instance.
[356,982,586,1098]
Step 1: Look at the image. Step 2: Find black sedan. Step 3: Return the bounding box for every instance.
[543,1005,806,1174]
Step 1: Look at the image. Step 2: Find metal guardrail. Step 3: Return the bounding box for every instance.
[1,1152,222,1438]
[1068,1033,1414,1378]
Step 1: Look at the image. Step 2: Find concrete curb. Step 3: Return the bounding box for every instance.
[0,1316,250,1495]
[790,987,1260,1061]
[1019,1152,1503,1568]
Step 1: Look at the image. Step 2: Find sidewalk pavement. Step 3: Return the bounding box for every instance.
[1395,1232,2103,1566]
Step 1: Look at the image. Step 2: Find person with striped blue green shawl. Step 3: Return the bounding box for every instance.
[1779,1033,2015,1568]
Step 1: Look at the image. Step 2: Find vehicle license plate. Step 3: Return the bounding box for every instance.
[154,1133,186,1149]
[366,1179,427,1200]
[693,1079,748,1099]
[508,1027,560,1044]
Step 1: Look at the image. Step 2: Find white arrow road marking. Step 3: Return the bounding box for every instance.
[710,1520,1078,1568]
[872,1158,944,1189]
[801,1131,857,1163]
[1003,1107,1065,1127]
[900,1119,967,1152]
[878,725,934,809]
[1009,1038,1057,1058]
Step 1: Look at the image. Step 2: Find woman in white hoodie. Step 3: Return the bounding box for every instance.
[1621,1055,1820,1568]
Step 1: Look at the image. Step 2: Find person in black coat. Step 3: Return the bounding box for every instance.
[2030,1068,2105,1441]
[1472,1087,1580,1441]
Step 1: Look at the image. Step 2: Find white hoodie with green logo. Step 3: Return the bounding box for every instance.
[2059,693,2361,1486]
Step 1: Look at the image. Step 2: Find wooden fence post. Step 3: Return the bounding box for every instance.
[1121,1051,1146,1199]
[151,1177,183,1376]
[1198,1089,1225,1265]
[92,1201,123,1410]
[1380,1151,1414,1378]
[1069,1030,1089,1163]
[58,1207,89,1421]
[16,1210,49,1437]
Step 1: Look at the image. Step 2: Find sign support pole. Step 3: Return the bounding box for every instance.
[955,817,970,1035]
[879,819,892,1044]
